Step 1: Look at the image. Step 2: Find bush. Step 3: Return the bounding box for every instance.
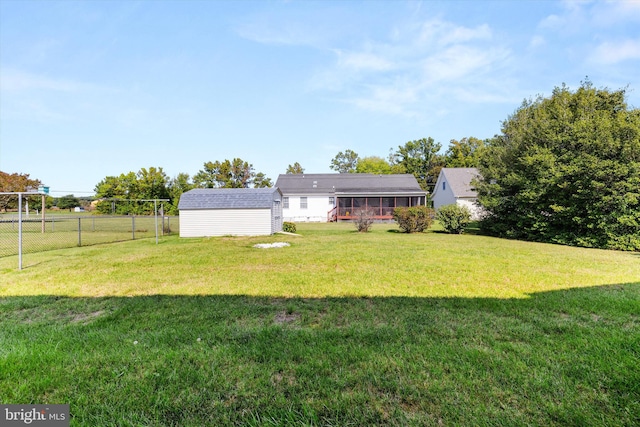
[393,206,435,233]
[282,222,296,233]
[353,208,375,233]
[437,204,471,234]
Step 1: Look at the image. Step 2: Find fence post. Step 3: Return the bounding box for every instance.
[132,216,135,240]
[78,217,82,247]
[41,194,45,234]
[18,194,23,270]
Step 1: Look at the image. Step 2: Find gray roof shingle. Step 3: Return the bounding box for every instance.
[441,168,479,198]
[275,173,425,195]
[178,188,281,210]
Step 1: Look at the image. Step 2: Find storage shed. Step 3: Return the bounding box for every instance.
[178,188,283,237]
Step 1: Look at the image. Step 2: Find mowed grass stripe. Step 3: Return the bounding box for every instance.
[0,223,637,298]
[0,223,638,426]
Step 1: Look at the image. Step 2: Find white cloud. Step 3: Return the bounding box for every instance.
[310,17,511,117]
[346,83,420,117]
[590,0,640,26]
[0,69,100,92]
[422,45,508,83]
[529,35,546,49]
[335,50,394,72]
[590,39,640,64]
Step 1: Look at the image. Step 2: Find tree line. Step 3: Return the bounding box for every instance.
[2,80,638,250]
[323,136,486,192]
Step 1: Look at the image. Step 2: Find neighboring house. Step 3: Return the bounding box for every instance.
[431,168,483,220]
[275,173,427,222]
[178,188,283,237]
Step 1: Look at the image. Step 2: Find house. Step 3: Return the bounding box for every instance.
[431,168,483,220]
[178,188,283,237]
[275,173,427,222]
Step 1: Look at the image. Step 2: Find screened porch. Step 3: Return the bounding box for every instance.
[327,195,426,221]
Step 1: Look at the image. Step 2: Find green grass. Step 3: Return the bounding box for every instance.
[0,223,638,426]
[0,215,178,258]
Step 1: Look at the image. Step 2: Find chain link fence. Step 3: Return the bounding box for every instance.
[0,194,179,268]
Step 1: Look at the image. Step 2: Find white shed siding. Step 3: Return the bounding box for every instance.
[283,195,334,222]
[180,209,272,237]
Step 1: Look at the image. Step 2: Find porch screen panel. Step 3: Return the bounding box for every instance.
[367,197,381,215]
[382,197,394,216]
[396,197,409,207]
[338,197,352,216]
[410,196,423,206]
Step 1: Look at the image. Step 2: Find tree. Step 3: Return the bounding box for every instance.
[475,81,640,251]
[94,167,170,215]
[330,150,359,173]
[355,156,393,174]
[0,171,41,212]
[390,138,443,191]
[253,172,273,188]
[137,167,170,200]
[286,162,305,174]
[193,158,260,188]
[167,173,193,215]
[56,194,80,211]
[445,137,486,168]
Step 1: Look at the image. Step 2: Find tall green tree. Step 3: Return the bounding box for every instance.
[166,173,193,215]
[137,167,170,200]
[355,156,393,174]
[94,167,170,215]
[445,137,486,168]
[476,81,640,251]
[286,162,305,174]
[330,150,359,173]
[390,138,443,191]
[193,158,267,189]
[56,194,80,211]
[253,173,273,188]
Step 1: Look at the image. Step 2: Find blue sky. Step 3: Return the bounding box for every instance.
[1,0,639,196]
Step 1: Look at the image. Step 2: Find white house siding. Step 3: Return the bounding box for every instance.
[180,208,272,237]
[432,183,457,211]
[456,198,482,220]
[283,195,334,222]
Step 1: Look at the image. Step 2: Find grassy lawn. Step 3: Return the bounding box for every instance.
[0,223,638,425]
[0,215,178,258]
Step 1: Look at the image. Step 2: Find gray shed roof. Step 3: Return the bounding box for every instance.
[440,168,480,198]
[178,188,282,210]
[275,173,425,195]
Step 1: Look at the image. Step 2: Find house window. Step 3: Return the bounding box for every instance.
[300,197,308,209]
[329,197,335,205]
[283,197,289,209]
[443,182,446,191]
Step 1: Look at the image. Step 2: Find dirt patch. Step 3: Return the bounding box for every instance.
[70,310,106,324]
[274,310,300,324]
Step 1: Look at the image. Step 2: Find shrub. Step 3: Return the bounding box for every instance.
[282,222,296,233]
[353,208,375,233]
[393,206,435,233]
[437,204,471,234]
